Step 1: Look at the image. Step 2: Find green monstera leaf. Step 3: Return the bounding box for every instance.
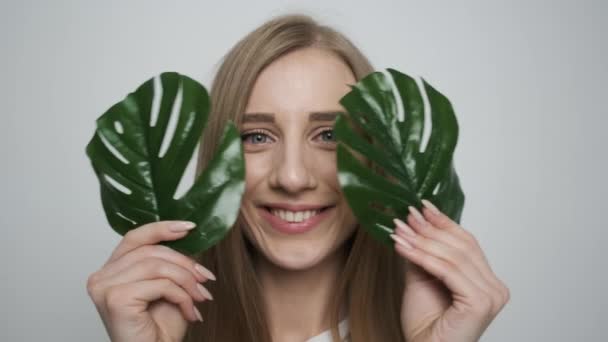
[335,68,465,245]
[86,72,245,256]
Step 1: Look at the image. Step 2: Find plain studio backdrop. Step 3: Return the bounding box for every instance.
[1,0,606,341]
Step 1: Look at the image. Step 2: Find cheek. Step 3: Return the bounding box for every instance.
[313,151,339,185]
[244,153,271,189]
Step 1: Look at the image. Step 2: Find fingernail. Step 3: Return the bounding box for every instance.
[390,234,413,250]
[195,263,216,281]
[169,221,197,232]
[408,206,426,225]
[421,199,440,215]
[393,218,416,237]
[193,305,203,322]
[197,283,213,301]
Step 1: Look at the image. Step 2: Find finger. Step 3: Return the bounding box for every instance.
[393,226,492,299]
[98,257,213,303]
[101,244,215,283]
[396,213,466,254]
[407,205,494,274]
[391,235,483,299]
[419,200,511,312]
[419,200,506,281]
[419,200,480,248]
[407,205,466,244]
[104,278,203,323]
[394,212,498,289]
[106,221,197,264]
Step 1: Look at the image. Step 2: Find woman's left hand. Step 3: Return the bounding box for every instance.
[391,199,510,342]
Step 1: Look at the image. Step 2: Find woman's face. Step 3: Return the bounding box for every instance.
[239,47,358,270]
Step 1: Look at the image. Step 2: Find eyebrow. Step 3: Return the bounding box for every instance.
[242,111,345,123]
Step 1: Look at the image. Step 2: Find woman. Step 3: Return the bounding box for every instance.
[86,13,510,342]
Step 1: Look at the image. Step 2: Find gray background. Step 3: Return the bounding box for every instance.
[2,0,606,340]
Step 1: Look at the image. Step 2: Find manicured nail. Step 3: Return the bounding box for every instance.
[390,234,413,250]
[169,221,197,232]
[421,199,440,215]
[408,206,426,225]
[193,305,203,322]
[197,283,214,301]
[393,218,416,237]
[195,263,216,281]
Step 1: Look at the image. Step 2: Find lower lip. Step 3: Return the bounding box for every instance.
[258,206,334,235]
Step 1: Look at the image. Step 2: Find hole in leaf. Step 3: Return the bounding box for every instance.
[116,211,136,225]
[383,69,405,122]
[98,132,129,164]
[416,77,432,154]
[432,182,441,195]
[173,142,200,200]
[103,174,132,195]
[114,121,124,134]
[150,75,162,127]
[377,224,393,234]
[371,163,400,186]
[158,80,183,158]
[369,201,397,217]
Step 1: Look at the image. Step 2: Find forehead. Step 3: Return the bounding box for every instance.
[244,47,356,116]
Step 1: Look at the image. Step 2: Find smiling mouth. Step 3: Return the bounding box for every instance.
[263,206,332,223]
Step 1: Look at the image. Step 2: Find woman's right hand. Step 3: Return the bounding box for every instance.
[86,221,216,342]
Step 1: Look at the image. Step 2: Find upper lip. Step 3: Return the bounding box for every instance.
[263,203,333,211]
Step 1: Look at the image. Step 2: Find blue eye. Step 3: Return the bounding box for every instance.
[241,131,271,144]
[318,129,336,143]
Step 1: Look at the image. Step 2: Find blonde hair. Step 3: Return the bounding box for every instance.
[186,13,406,342]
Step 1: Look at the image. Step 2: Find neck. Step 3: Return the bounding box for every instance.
[255,248,347,342]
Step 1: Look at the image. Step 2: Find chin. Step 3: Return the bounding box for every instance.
[260,240,335,271]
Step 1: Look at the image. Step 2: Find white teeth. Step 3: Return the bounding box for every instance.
[294,211,303,222]
[270,209,321,222]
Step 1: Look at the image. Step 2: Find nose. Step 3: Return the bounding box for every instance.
[268,140,317,194]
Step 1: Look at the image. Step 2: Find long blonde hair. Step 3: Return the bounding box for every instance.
[185,13,406,342]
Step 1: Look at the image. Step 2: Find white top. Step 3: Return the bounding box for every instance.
[305,318,350,342]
